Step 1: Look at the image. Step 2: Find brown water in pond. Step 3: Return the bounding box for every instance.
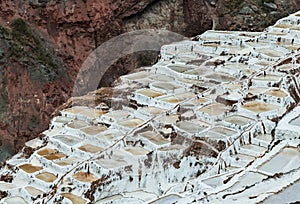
[73,172,98,182]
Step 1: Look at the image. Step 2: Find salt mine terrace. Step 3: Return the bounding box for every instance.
[0,11,300,204]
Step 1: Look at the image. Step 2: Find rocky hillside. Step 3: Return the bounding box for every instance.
[0,0,299,161]
[0,19,71,161]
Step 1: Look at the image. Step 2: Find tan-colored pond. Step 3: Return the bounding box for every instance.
[152,82,181,91]
[205,72,236,83]
[81,125,107,135]
[64,106,88,114]
[140,131,169,146]
[137,89,164,98]
[37,148,66,161]
[25,186,44,196]
[36,172,57,183]
[61,193,87,204]
[241,101,279,113]
[67,120,89,129]
[167,65,192,73]
[254,74,281,82]
[19,164,42,173]
[73,172,98,183]
[118,118,144,128]
[138,106,165,115]
[37,148,57,156]
[126,147,150,155]
[55,156,81,166]
[265,89,288,98]
[44,152,66,161]
[176,120,208,133]
[53,135,81,146]
[159,96,181,103]
[79,109,106,119]
[199,103,229,116]
[79,144,104,154]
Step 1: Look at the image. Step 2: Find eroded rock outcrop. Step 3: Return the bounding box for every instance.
[0,19,71,161]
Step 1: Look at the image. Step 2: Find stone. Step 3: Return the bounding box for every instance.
[210,1,216,7]
[264,2,278,10]
[239,6,255,15]
[250,5,259,12]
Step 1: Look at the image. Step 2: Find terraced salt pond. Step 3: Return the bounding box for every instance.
[289,115,300,126]
[258,147,300,174]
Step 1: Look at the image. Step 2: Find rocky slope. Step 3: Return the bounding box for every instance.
[0,19,71,161]
[0,0,299,161]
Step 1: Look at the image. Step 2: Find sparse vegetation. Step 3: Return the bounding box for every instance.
[137,50,160,67]
[3,18,70,83]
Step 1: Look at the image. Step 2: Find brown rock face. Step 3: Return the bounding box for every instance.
[0,0,161,160]
[0,0,299,161]
[0,19,71,160]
